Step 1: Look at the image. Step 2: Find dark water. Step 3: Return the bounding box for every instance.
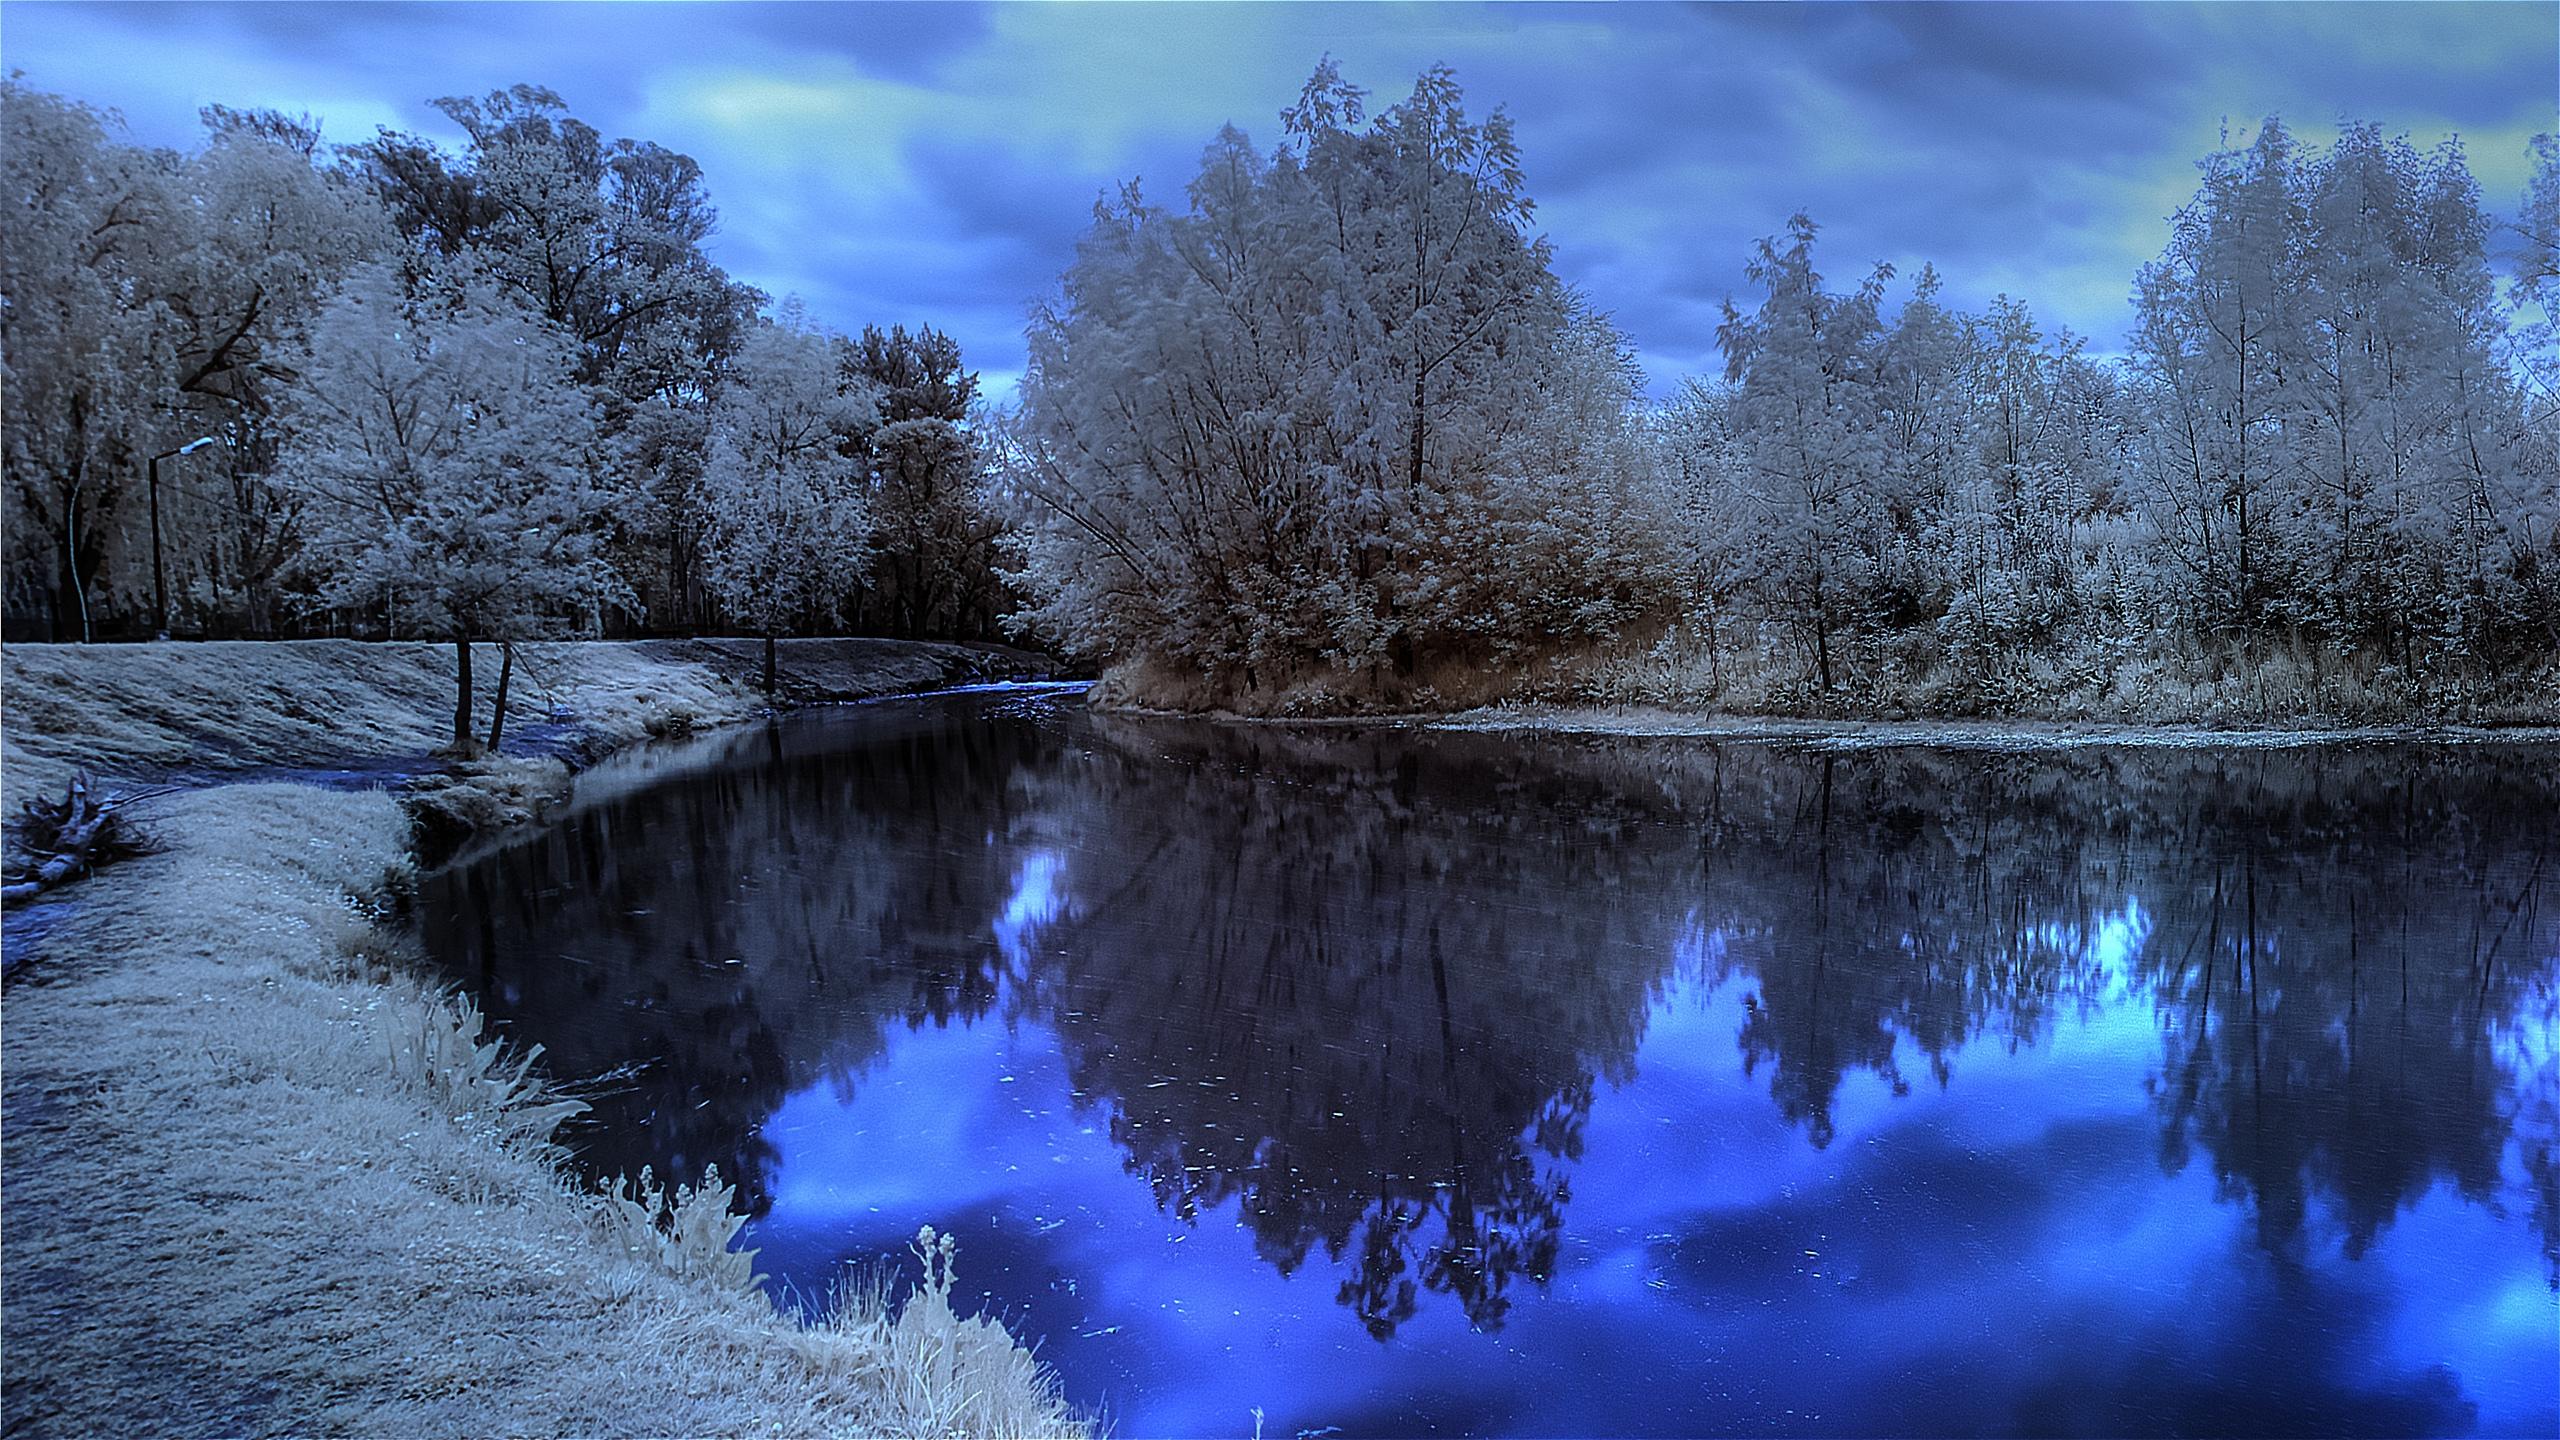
[422,690,2560,1437]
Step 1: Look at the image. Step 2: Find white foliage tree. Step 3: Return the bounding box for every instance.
[1,84,395,641]
[275,259,624,751]
[693,309,877,692]
[2,82,184,640]
[1005,62,1672,705]
[1715,213,1892,692]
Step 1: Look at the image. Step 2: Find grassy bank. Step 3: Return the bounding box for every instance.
[1092,624,2560,729]
[2,641,1082,1436]
[1431,704,2560,750]
[1,636,1048,811]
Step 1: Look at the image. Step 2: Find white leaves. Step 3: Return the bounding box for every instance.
[692,313,878,634]
[273,257,627,637]
[1005,64,1673,691]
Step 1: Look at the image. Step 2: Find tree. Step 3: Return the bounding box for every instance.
[693,310,878,693]
[1716,213,1893,691]
[1006,62,1670,706]
[159,109,393,636]
[3,82,395,642]
[2129,120,2303,649]
[844,324,1005,639]
[1,81,180,640]
[274,259,623,751]
[346,84,765,636]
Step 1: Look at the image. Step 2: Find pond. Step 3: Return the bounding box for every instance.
[421,688,2560,1437]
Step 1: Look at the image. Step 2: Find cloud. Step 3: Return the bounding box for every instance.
[6,0,2548,396]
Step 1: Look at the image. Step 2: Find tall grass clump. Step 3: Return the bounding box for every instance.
[599,1165,764,1297]
[389,988,590,1150]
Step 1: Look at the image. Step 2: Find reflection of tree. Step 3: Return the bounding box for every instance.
[1663,747,2146,1147]
[1023,719,1692,1337]
[426,694,2560,1321]
[420,702,1058,1215]
[2131,756,2559,1266]
[1649,741,2559,1273]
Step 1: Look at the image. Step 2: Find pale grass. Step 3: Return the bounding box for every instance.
[1513,621,2560,730]
[0,639,747,812]
[0,636,1043,812]
[1,783,1084,1437]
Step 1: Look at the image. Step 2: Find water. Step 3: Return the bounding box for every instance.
[422,690,2560,1437]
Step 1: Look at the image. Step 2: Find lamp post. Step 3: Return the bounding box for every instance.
[148,436,219,640]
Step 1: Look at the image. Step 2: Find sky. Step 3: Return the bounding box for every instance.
[7,1,2554,397]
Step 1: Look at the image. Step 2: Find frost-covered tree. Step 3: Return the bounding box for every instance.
[2,82,393,641]
[694,310,878,692]
[1,81,176,640]
[1007,62,1671,705]
[2515,134,2560,397]
[2130,120,2302,645]
[275,259,623,750]
[1715,214,1893,691]
[160,110,393,634]
[346,84,764,632]
[2125,120,2551,680]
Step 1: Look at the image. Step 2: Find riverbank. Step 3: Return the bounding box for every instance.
[0,636,1050,811]
[1086,631,2560,730]
[1,639,1082,1437]
[1430,703,2560,751]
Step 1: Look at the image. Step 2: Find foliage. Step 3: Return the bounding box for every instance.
[599,1164,763,1297]
[391,988,592,1149]
[1002,63,1678,703]
[4,64,2555,721]
[692,308,877,644]
[845,324,1011,640]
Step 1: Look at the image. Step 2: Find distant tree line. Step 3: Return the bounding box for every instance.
[1000,67,2560,716]
[8,67,2557,720]
[1,78,1008,675]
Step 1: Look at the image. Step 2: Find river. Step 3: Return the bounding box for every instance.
[421,687,2559,1437]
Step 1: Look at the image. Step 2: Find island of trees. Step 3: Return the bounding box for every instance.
[7,65,2556,729]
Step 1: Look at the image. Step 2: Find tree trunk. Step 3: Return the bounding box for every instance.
[762,632,778,697]
[453,629,476,754]
[487,641,516,752]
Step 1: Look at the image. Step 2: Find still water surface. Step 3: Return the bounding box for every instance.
[424,690,2559,1436]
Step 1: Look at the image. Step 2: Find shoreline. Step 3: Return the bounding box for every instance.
[1087,693,2560,750]
[1,639,1084,1437]
[1423,704,2560,750]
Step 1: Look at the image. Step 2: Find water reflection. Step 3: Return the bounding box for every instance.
[421,697,2559,1432]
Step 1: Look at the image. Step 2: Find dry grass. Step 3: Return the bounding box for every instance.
[1513,621,2560,730]
[1,783,1084,1437]
[0,640,734,812]
[0,637,1046,813]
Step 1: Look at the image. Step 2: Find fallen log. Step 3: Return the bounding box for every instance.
[2,775,171,905]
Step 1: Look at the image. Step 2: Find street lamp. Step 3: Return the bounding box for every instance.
[149,435,220,640]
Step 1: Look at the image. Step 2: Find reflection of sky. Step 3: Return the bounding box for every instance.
[993,850,1067,966]
[744,882,2559,1436]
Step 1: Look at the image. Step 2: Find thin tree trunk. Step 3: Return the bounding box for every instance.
[453,629,476,754]
[486,641,515,752]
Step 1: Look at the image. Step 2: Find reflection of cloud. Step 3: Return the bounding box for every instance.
[993,849,1067,965]
[8,1,2550,396]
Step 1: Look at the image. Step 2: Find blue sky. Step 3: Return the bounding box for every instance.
[9,1,2553,395]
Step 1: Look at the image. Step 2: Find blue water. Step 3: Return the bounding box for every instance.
[425,692,2560,1436]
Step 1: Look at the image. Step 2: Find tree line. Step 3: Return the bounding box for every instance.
[2,78,1007,675]
[1001,66,2560,716]
[8,66,2557,720]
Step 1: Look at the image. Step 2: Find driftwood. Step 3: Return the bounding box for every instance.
[2,775,171,906]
